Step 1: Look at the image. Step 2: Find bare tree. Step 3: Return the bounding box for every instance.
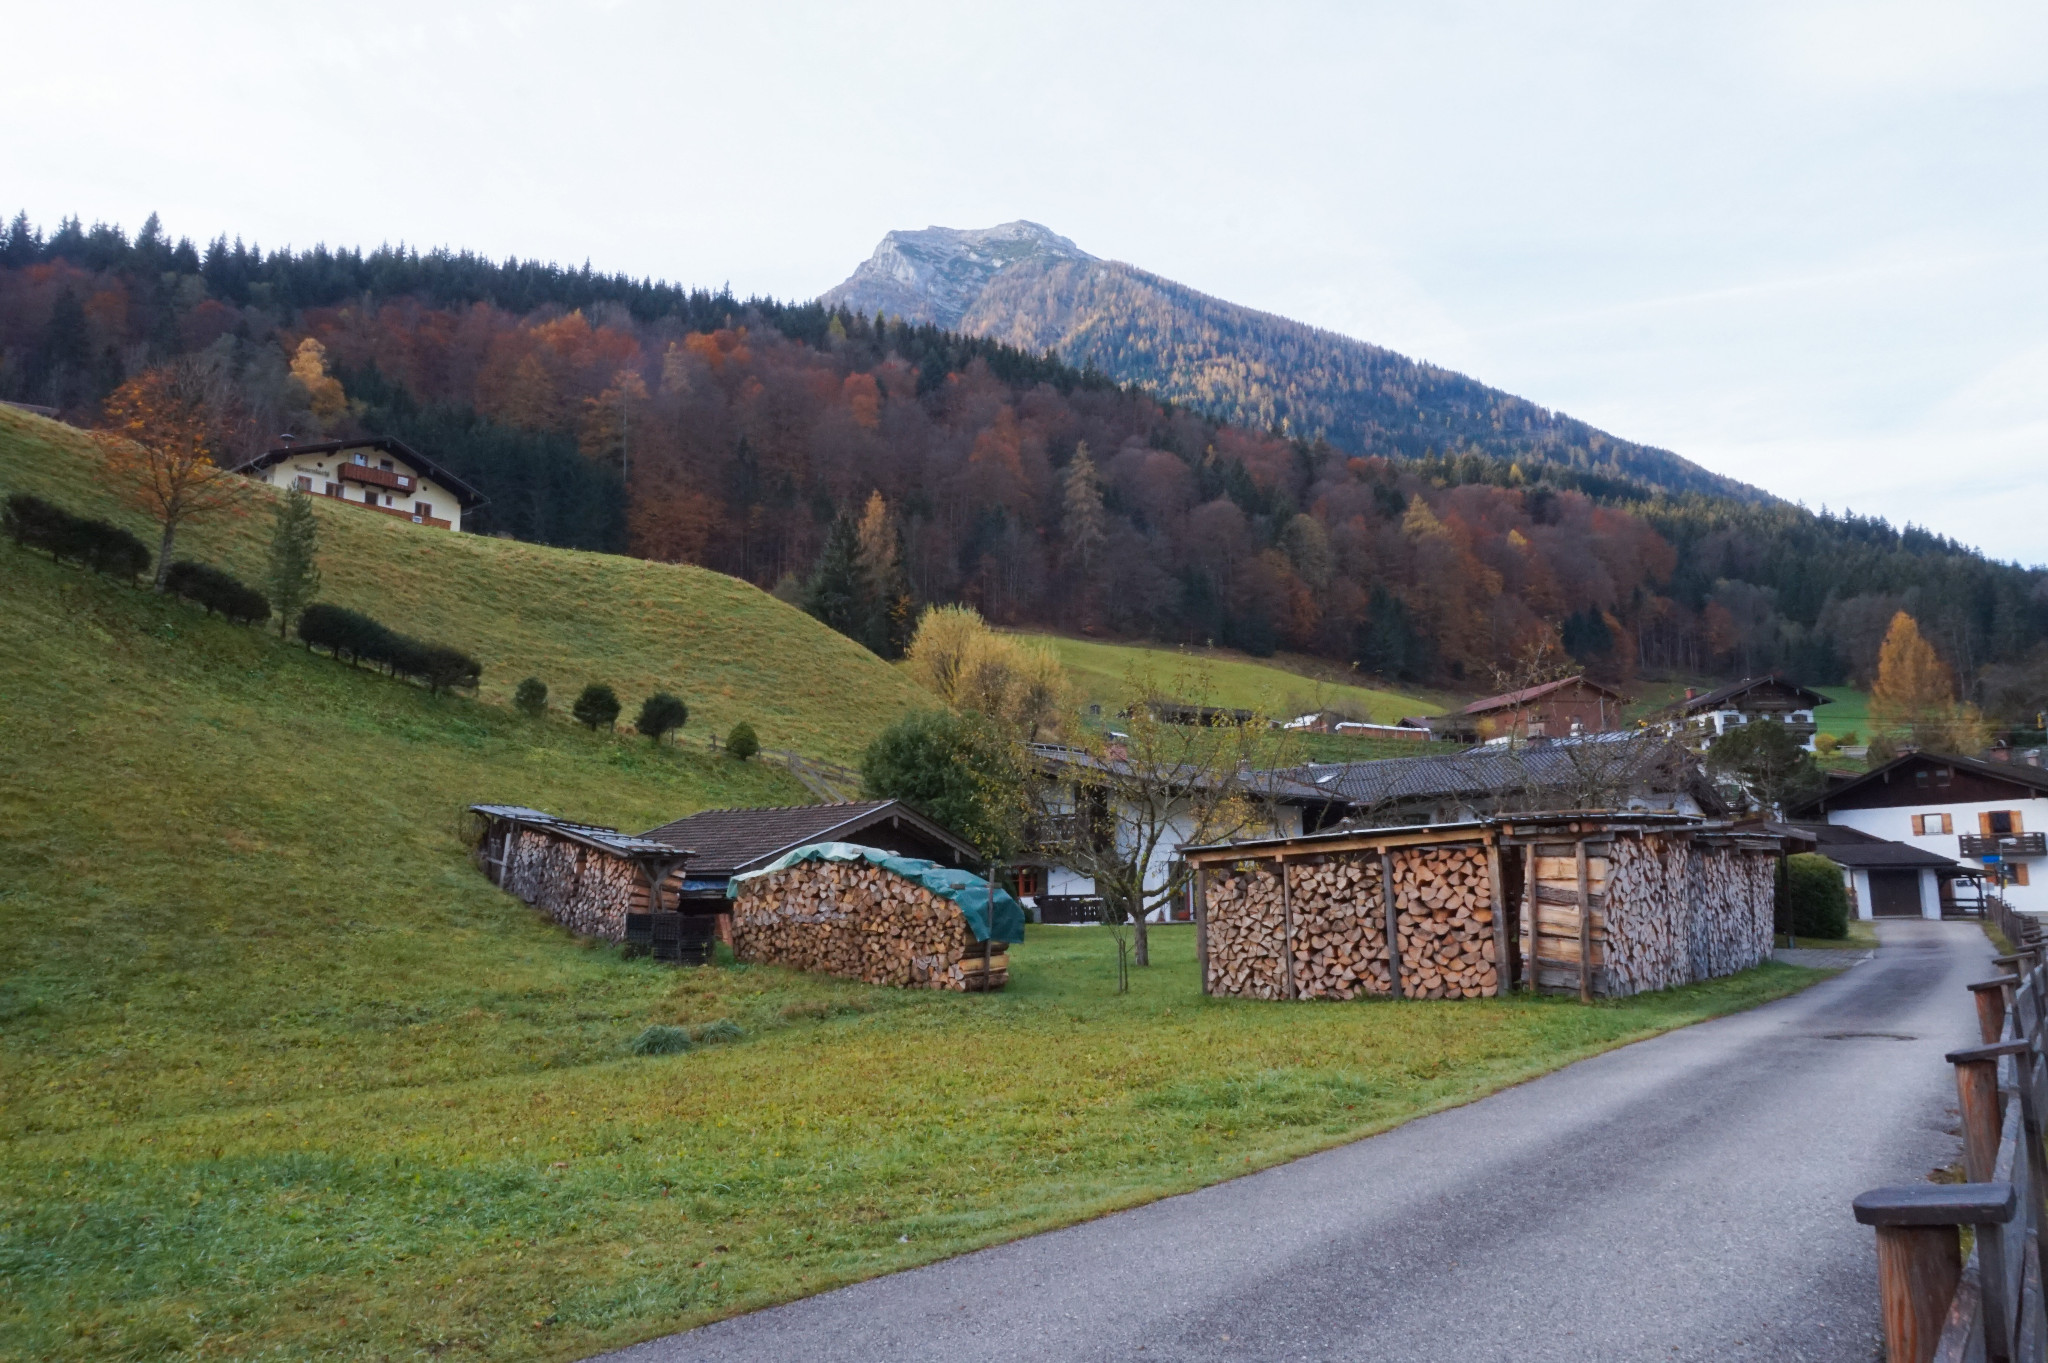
[1032,667,1299,973]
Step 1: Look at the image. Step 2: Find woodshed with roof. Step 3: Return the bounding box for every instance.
[1184,812,1783,1002]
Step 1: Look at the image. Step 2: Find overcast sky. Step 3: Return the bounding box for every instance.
[7,1,2043,562]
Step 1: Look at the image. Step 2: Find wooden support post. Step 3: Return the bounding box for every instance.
[1951,1055,2004,1182]
[1381,849,1402,999]
[1576,839,1593,1003]
[1522,846,1539,993]
[1278,858,1298,1001]
[1854,1183,2016,1363]
[1195,866,1211,996]
[1873,1226,1962,1363]
[1487,840,1508,999]
[1968,979,2010,1044]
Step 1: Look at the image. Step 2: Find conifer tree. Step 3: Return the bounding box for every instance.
[803,513,867,644]
[1060,442,1106,574]
[854,491,913,658]
[265,486,322,638]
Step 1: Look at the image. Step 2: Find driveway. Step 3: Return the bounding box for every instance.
[599,920,1982,1362]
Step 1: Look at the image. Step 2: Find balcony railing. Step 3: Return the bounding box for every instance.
[1960,832,2047,857]
[338,463,416,493]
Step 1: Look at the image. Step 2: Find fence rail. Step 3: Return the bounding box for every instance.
[1853,909,2048,1361]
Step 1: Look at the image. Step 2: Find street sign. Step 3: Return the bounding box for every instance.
[1983,854,2004,864]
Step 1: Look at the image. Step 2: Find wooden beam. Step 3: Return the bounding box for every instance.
[1279,861,1298,1000]
[1195,866,1211,996]
[1381,848,1402,1000]
[1487,838,1508,999]
[1522,847,1539,993]
[1576,839,1593,1003]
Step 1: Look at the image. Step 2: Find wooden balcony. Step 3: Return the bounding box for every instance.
[1960,832,2046,857]
[338,463,416,494]
[363,503,451,530]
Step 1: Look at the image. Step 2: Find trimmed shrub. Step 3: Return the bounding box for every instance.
[514,677,549,718]
[725,721,759,761]
[165,561,271,625]
[573,683,621,731]
[4,492,151,581]
[629,1024,692,1056]
[636,692,688,742]
[692,1018,744,1044]
[1784,852,1851,940]
[297,601,481,692]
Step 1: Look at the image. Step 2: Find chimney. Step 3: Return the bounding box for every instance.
[1684,687,1697,700]
[279,432,297,448]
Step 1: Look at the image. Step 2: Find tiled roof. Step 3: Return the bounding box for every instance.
[1295,734,1702,812]
[639,799,978,876]
[1673,674,1831,716]
[469,804,686,858]
[1027,745,1334,805]
[237,436,488,508]
[1791,751,2048,818]
[1460,674,1625,716]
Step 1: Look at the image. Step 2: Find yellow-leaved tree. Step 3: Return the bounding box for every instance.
[289,338,348,423]
[903,605,1068,740]
[1870,612,1990,753]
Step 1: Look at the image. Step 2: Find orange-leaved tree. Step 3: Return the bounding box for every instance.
[1870,611,1990,752]
[95,361,249,592]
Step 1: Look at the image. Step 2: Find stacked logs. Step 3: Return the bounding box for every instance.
[1203,848,1499,1000]
[1685,844,1776,981]
[730,858,1005,991]
[1203,863,1289,999]
[1285,855,1390,999]
[496,826,644,939]
[1388,847,1499,999]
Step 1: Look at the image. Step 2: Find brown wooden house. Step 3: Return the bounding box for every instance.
[1433,675,1628,743]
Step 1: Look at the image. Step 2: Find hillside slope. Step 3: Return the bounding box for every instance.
[822,223,1764,503]
[0,407,934,764]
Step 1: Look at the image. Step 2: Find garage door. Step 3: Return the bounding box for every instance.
[1869,869,1923,918]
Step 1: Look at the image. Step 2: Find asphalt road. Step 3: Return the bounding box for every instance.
[600,921,1983,1363]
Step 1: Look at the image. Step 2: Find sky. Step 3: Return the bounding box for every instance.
[6,0,2043,562]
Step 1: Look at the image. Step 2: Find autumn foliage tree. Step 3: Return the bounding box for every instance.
[1871,611,1990,752]
[94,360,248,592]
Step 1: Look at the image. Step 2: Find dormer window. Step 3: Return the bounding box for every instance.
[1935,767,1952,787]
[379,459,393,471]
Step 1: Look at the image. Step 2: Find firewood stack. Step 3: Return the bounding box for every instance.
[1388,847,1499,999]
[497,827,645,939]
[1685,844,1777,981]
[1202,863,1290,999]
[730,858,1007,991]
[1282,855,1391,999]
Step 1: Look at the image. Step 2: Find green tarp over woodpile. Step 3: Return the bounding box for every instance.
[727,842,1026,943]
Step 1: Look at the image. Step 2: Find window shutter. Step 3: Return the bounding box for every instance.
[2014,811,2026,834]
[1912,815,1926,835]
[2013,864,2031,887]
[1982,812,1996,836]
[1943,814,1954,834]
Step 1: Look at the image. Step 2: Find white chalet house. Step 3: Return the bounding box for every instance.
[236,437,485,533]
[1793,751,2048,918]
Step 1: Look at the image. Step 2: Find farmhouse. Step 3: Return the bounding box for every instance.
[236,436,485,532]
[1665,674,1830,752]
[1429,674,1627,743]
[1792,751,2048,915]
[1184,811,1782,1001]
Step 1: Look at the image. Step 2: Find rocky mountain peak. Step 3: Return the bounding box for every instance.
[820,220,1094,329]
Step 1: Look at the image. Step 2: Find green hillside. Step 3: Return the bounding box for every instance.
[0,407,932,764]
[1015,632,1452,723]
[0,539,1818,1361]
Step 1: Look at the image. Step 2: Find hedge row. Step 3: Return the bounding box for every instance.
[297,602,481,694]
[165,561,270,625]
[3,492,151,580]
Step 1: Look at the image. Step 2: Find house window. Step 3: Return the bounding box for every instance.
[1984,810,2025,836]
[1915,770,1930,788]
[353,452,367,465]
[415,502,432,518]
[379,459,393,471]
[296,475,313,491]
[1913,814,1953,835]
[1935,767,1953,787]
[323,482,339,497]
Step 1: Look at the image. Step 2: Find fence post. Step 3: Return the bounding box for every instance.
[1854,1184,2016,1363]
[1968,979,2011,1045]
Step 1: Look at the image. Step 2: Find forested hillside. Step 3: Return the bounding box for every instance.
[825,221,1763,502]
[4,211,2044,715]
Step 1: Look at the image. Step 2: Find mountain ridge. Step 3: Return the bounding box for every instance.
[822,222,1767,504]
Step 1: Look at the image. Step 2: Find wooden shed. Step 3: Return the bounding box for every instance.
[469,804,700,951]
[1183,812,1783,1001]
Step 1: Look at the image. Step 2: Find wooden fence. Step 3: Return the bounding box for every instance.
[1853,912,2048,1362]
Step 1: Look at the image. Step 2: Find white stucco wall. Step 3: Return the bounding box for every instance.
[1037,796,1307,922]
[255,452,465,532]
[1824,795,2048,913]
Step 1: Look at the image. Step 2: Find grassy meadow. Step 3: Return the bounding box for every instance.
[0,419,1829,1361]
[1014,631,1453,724]
[0,407,934,765]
